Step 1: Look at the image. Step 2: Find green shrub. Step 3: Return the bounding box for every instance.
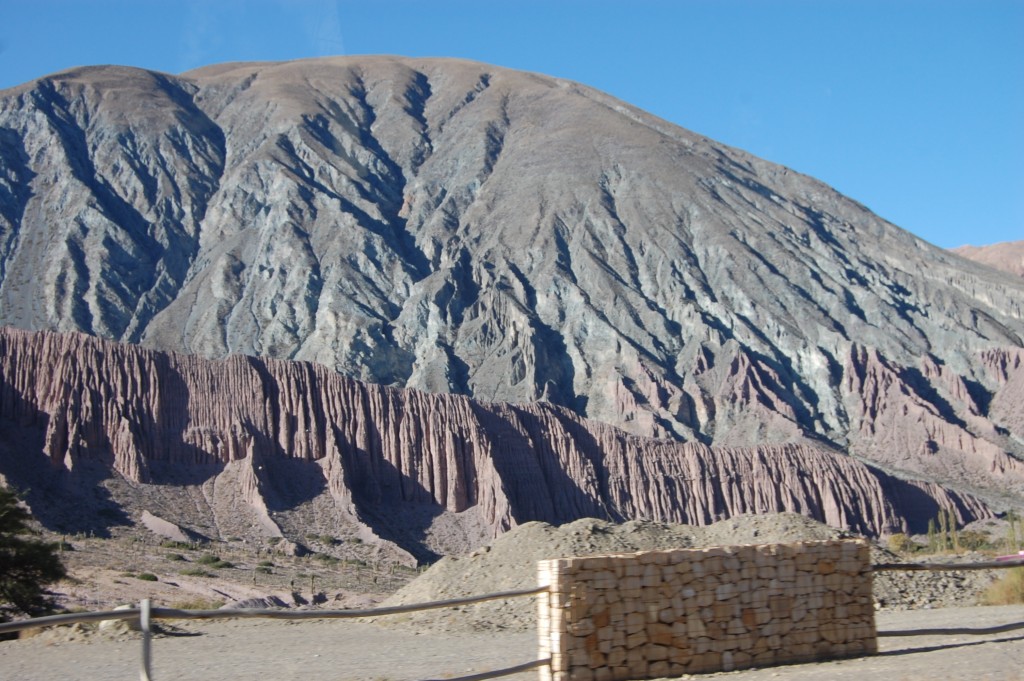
[165,553,186,561]
[179,568,212,578]
[136,573,158,582]
[257,560,275,567]
[160,541,193,551]
[0,486,67,620]
[196,554,233,569]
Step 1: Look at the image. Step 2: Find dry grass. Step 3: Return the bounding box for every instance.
[982,567,1024,605]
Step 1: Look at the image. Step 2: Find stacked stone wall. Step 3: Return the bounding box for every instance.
[537,540,875,680]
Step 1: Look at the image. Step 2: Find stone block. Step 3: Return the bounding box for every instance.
[769,594,792,618]
[569,619,595,637]
[649,660,671,677]
[693,636,712,653]
[649,622,673,645]
[625,630,648,649]
[624,612,645,634]
[647,644,669,662]
[715,582,737,600]
[690,651,721,673]
[568,667,594,681]
[727,618,747,635]
[570,648,592,668]
[714,601,738,619]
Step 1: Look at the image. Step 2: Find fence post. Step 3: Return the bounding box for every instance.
[140,598,153,681]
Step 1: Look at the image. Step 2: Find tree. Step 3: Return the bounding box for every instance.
[0,486,66,621]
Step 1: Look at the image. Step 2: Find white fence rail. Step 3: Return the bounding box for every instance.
[874,557,1024,639]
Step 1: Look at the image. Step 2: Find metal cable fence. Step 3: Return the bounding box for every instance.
[0,586,551,681]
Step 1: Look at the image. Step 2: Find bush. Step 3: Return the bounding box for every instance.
[0,486,67,621]
[983,567,1024,605]
[136,573,159,582]
[196,554,233,569]
[958,530,997,552]
[179,568,212,578]
[165,553,186,561]
[887,533,915,554]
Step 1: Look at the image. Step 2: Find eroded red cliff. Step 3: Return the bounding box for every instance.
[0,328,996,558]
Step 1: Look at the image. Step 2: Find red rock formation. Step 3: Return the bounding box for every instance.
[0,328,994,556]
[981,347,1024,440]
[843,344,1024,491]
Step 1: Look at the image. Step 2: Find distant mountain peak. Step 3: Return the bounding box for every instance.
[952,241,1024,278]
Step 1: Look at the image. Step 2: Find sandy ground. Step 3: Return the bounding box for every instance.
[3,605,1024,681]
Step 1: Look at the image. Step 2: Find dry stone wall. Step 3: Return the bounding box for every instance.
[537,540,876,680]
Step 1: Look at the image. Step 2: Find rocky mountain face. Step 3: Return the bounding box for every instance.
[0,56,1022,516]
[952,241,1024,279]
[0,328,996,559]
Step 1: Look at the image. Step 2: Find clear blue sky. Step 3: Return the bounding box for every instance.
[1,0,1020,249]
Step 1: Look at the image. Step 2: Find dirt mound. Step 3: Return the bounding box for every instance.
[380,513,848,633]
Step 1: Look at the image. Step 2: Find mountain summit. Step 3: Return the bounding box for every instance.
[0,56,1022,503]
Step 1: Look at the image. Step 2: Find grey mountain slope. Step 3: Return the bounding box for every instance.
[0,56,1022,498]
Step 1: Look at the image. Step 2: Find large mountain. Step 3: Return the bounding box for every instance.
[0,56,1022,510]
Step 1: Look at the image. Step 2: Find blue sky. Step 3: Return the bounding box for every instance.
[1,0,1020,249]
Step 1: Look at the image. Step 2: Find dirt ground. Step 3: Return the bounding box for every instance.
[3,605,1024,681]
[6,514,1021,680]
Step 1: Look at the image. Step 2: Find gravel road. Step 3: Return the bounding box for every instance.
[3,605,1024,681]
